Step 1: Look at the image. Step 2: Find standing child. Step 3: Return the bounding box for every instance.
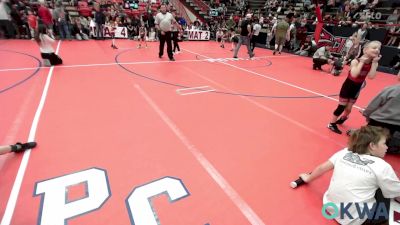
[216,28,224,47]
[137,23,147,48]
[110,19,118,49]
[35,25,62,66]
[328,41,382,134]
[230,28,239,51]
[172,20,182,53]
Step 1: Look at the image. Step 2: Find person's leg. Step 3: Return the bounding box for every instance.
[159,32,166,57]
[165,32,173,60]
[335,102,354,124]
[273,36,279,54]
[63,22,71,40]
[362,189,390,225]
[300,50,308,56]
[59,23,66,39]
[314,58,327,70]
[244,36,253,57]
[233,36,244,58]
[328,102,348,134]
[95,24,100,39]
[278,43,283,54]
[172,32,177,52]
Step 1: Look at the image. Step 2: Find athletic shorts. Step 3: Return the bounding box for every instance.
[275,36,286,45]
[339,78,364,103]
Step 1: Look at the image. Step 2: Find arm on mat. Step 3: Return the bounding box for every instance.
[300,160,334,183]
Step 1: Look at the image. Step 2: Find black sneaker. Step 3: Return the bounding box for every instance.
[335,116,348,125]
[273,51,276,55]
[313,64,317,70]
[169,58,175,61]
[12,142,37,153]
[328,123,342,134]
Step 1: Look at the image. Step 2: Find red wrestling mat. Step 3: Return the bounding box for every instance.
[0,39,398,225]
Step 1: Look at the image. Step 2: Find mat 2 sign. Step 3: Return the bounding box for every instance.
[34,167,189,225]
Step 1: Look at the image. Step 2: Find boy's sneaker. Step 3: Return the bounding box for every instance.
[12,142,37,153]
[335,116,348,125]
[328,123,342,134]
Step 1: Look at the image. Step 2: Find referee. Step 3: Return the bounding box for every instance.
[155,4,176,61]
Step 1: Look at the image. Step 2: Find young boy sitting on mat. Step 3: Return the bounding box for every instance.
[297,126,400,225]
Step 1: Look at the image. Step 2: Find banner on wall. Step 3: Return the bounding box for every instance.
[185,30,210,41]
[317,28,347,55]
[90,26,128,38]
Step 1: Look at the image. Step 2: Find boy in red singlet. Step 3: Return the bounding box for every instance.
[328,41,382,134]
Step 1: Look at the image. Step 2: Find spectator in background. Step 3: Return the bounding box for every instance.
[94,6,105,40]
[264,16,275,48]
[312,44,334,70]
[71,17,89,40]
[345,38,361,65]
[295,18,308,51]
[250,17,261,52]
[27,9,37,40]
[53,0,71,40]
[295,35,312,56]
[386,23,399,46]
[356,22,368,41]
[0,0,15,38]
[37,1,54,39]
[233,13,254,59]
[387,9,399,24]
[273,13,294,55]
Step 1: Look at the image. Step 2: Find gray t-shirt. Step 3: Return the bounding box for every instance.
[155,12,174,32]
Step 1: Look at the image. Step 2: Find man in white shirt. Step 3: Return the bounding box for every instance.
[0,0,15,38]
[155,4,176,61]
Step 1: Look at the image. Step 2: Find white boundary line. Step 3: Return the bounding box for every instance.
[135,84,266,225]
[0,55,296,73]
[179,90,215,96]
[1,41,62,225]
[181,66,345,147]
[176,86,211,91]
[182,48,365,110]
[176,86,216,96]
[0,78,40,171]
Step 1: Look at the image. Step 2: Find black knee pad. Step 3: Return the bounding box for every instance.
[334,105,346,116]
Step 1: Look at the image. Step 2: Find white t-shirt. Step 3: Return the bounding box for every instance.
[39,34,55,53]
[253,23,262,36]
[155,12,174,32]
[323,149,400,225]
